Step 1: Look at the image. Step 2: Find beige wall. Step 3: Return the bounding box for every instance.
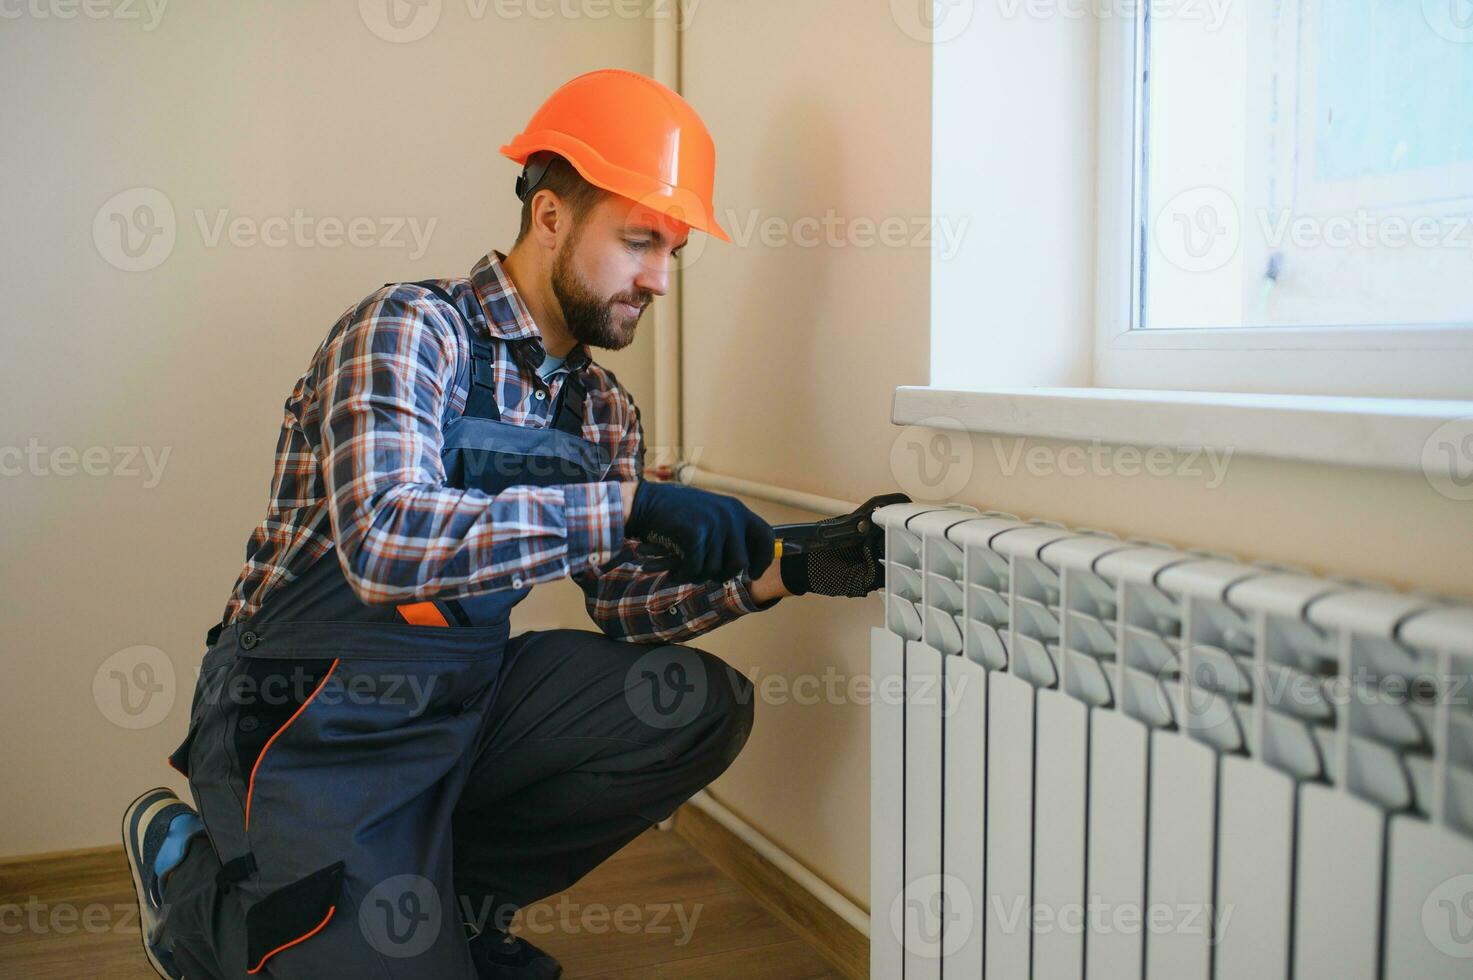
[0,3,654,857]
[676,0,1472,919]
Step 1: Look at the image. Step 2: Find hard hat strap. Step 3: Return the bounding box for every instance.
[514,152,556,203]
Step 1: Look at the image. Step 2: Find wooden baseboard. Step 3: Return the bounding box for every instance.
[673,802,868,979]
[0,842,122,869]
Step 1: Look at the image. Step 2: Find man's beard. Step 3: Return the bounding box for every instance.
[550,237,650,351]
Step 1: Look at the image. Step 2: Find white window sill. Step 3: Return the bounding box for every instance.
[892,387,1473,472]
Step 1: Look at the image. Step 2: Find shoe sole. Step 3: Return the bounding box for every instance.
[122,787,184,980]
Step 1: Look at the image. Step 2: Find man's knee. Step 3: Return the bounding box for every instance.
[621,643,753,772]
[693,651,754,773]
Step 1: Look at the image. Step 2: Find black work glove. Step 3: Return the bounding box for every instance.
[626,481,776,585]
[778,531,886,597]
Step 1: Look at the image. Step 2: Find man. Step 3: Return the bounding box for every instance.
[122,68,884,979]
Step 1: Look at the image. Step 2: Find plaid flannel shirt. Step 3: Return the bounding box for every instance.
[220,249,775,642]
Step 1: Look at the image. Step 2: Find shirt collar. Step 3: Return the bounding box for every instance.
[468,249,592,372]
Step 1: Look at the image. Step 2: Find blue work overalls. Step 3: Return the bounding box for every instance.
[164,281,609,978]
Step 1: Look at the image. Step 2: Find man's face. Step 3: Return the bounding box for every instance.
[550,196,690,351]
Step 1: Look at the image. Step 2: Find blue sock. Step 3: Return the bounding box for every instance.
[153,812,204,894]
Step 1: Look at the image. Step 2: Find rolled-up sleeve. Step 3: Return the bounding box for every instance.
[307,286,625,605]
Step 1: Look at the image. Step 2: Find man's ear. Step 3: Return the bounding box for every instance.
[529,189,563,249]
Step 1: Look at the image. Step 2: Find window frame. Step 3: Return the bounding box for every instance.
[1093,4,1473,400]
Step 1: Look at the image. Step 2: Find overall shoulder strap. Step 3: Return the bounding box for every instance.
[387,280,500,422]
[551,368,588,437]
[384,280,590,431]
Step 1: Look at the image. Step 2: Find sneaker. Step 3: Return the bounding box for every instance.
[123,787,202,979]
[466,925,563,979]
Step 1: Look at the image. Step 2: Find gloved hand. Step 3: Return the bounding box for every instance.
[778,531,886,597]
[626,481,776,585]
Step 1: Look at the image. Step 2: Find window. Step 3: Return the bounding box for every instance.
[1096,1,1473,398]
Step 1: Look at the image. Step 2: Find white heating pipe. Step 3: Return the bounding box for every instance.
[686,790,872,939]
[649,5,683,471]
[674,463,857,518]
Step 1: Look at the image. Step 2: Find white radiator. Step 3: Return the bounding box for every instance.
[870,503,1473,979]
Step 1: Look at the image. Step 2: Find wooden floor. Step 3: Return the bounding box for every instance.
[0,828,843,979]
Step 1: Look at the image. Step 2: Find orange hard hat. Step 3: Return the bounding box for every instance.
[499,69,730,244]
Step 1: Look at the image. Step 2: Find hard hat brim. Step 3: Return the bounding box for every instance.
[501,134,731,244]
